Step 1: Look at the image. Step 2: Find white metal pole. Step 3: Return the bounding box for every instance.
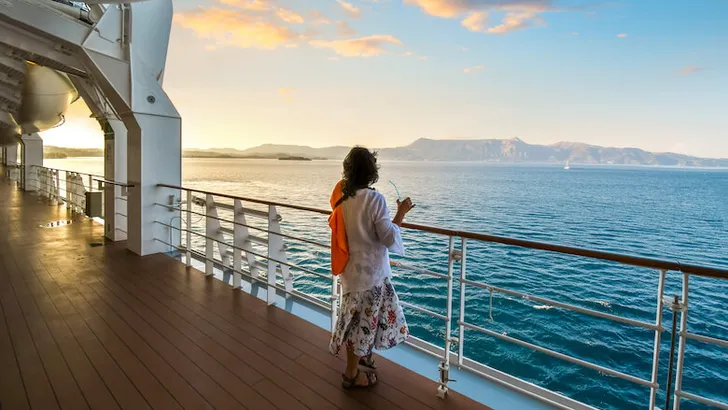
[672,273,689,410]
[458,237,467,366]
[438,236,456,399]
[232,199,243,289]
[205,194,214,276]
[266,204,278,305]
[649,269,667,410]
[331,275,339,333]
[185,190,192,267]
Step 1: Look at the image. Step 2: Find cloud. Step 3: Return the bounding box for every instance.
[486,7,545,33]
[405,0,553,34]
[616,33,628,38]
[310,35,403,57]
[404,0,551,17]
[309,9,332,25]
[401,50,429,61]
[337,0,362,18]
[174,7,300,49]
[677,66,705,76]
[336,21,357,38]
[463,65,485,73]
[276,7,304,24]
[462,12,488,32]
[571,31,579,36]
[216,0,269,11]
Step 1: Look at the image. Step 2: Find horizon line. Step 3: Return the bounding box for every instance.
[45,136,727,160]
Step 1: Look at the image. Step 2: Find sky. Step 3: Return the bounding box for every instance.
[42,0,728,158]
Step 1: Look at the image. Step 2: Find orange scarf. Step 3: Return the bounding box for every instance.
[329,180,348,275]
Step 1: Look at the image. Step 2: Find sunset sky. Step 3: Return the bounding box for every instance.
[42,0,728,158]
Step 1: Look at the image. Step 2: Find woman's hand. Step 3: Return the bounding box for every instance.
[393,197,415,226]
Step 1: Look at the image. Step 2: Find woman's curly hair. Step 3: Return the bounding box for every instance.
[341,147,379,199]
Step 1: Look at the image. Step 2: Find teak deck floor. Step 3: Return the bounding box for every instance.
[0,176,489,410]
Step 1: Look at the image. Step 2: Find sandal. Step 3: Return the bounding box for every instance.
[359,353,377,370]
[342,369,377,389]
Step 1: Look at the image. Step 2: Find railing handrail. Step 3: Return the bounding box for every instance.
[158,183,728,281]
[32,164,104,178]
[93,178,134,188]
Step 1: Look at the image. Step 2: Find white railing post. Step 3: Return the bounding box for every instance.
[70,173,76,212]
[185,190,192,267]
[266,205,291,305]
[266,205,278,305]
[79,174,87,213]
[458,237,467,367]
[54,170,61,203]
[268,205,292,293]
[205,194,215,276]
[65,171,71,210]
[673,273,689,410]
[232,199,244,289]
[649,269,667,410]
[45,168,50,198]
[438,236,457,399]
[238,203,261,281]
[331,275,340,332]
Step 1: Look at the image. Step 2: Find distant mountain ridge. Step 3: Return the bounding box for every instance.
[44,138,728,167]
[240,138,728,167]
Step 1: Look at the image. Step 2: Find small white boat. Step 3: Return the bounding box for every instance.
[564,160,571,170]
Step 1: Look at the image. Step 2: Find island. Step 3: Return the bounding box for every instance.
[279,156,312,161]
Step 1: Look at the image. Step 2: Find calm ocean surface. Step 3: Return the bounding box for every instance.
[47,157,728,410]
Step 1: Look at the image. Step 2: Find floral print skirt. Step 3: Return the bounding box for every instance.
[329,277,409,357]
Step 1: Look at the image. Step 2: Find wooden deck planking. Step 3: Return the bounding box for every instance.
[0,173,489,410]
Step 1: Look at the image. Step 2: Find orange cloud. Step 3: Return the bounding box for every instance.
[616,33,628,38]
[174,7,299,49]
[677,66,705,76]
[487,8,545,34]
[405,0,553,34]
[337,0,362,18]
[403,0,463,17]
[278,88,295,94]
[462,12,488,32]
[309,9,333,25]
[336,21,357,38]
[216,0,269,11]
[310,35,403,57]
[276,7,304,24]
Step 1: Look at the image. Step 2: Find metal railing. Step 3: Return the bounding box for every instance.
[155,183,728,410]
[30,166,130,236]
[4,163,22,185]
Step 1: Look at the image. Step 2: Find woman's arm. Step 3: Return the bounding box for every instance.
[372,194,414,255]
[392,197,415,227]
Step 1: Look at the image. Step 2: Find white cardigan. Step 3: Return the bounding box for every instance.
[339,188,405,294]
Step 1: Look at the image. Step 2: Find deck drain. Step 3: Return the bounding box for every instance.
[40,220,73,228]
[89,242,104,248]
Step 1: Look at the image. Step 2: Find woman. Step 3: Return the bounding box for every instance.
[329,147,415,389]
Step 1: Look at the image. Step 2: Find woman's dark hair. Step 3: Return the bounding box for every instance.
[341,147,379,199]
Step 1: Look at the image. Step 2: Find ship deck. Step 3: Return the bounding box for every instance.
[0,175,490,410]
